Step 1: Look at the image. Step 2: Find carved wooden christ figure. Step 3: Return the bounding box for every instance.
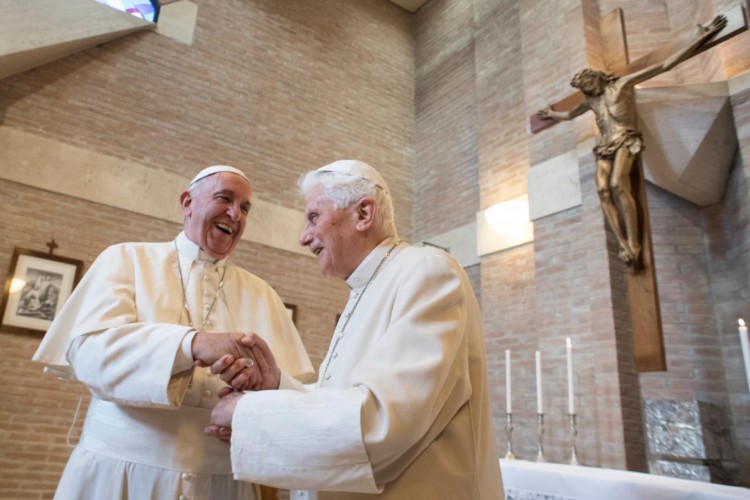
[537,15,727,265]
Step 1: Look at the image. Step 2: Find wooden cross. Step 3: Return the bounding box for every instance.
[531,6,747,372]
[46,238,58,255]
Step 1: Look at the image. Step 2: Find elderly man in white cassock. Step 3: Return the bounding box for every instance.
[33,165,314,500]
[205,160,504,499]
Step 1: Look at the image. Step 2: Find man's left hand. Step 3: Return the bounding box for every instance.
[204,389,244,441]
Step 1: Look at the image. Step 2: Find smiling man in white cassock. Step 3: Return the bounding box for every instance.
[33,165,313,500]
[206,160,504,499]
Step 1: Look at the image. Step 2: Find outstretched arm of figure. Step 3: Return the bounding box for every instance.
[537,100,589,121]
[621,14,727,88]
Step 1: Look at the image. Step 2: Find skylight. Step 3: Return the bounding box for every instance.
[95,0,160,23]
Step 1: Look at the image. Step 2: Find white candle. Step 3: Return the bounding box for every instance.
[535,350,543,414]
[739,319,750,396]
[566,338,575,414]
[505,349,512,413]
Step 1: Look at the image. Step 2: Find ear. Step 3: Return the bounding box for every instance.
[354,197,376,232]
[180,190,193,217]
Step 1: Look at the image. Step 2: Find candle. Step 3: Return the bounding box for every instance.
[739,319,750,396]
[536,350,543,414]
[566,338,575,414]
[505,349,512,413]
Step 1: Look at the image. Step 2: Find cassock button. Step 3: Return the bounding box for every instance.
[179,496,187,500]
[181,472,191,480]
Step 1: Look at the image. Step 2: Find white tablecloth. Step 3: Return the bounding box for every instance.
[500,459,749,500]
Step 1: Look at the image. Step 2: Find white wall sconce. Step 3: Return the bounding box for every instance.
[476,194,534,257]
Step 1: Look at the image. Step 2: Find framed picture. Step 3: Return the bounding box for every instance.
[0,248,84,335]
[284,303,298,326]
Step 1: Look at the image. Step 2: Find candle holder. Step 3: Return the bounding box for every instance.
[536,413,546,462]
[536,413,547,462]
[568,413,580,465]
[504,412,515,459]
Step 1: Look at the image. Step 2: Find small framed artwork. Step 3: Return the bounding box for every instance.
[0,248,84,335]
[284,303,298,326]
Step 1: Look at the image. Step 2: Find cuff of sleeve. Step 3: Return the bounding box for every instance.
[173,329,197,374]
[231,388,380,493]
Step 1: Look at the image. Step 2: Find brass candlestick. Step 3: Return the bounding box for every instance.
[536,413,546,462]
[505,412,515,459]
[568,413,580,465]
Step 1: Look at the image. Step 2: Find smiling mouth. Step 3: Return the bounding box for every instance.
[216,222,234,235]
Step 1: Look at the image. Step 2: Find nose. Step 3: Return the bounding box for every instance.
[299,226,312,247]
[228,203,243,222]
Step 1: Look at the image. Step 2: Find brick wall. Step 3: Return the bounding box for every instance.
[0,0,415,229]
[413,0,478,240]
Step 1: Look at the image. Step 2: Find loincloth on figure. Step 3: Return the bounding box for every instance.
[593,129,644,159]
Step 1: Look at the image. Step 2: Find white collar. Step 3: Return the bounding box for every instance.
[175,231,228,266]
[346,237,401,290]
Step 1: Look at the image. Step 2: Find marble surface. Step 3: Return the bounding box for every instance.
[643,399,738,485]
[500,459,749,500]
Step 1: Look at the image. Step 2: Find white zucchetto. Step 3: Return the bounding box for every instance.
[316,160,390,194]
[189,165,250,187]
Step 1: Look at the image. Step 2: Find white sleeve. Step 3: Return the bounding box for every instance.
[231,387,380,493]
[48,244,193,408]
[69,324,193,408]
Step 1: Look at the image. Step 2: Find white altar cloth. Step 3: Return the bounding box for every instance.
[500,459,749,500]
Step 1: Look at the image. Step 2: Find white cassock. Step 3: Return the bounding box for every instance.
[230,238,504,499]
[33,232,314,500]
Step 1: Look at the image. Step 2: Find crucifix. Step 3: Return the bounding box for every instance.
[532,6,747,371]
[46,238,59,255]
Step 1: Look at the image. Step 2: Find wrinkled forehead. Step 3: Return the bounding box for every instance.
[304,184,338,212]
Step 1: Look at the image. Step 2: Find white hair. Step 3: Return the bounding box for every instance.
[298,170,398,239]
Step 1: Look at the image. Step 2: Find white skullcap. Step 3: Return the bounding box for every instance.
[189,165,250,187]
[316,160,390,193]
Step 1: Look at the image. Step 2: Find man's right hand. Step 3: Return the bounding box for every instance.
[192,332,262,389]
[207,333,281,391]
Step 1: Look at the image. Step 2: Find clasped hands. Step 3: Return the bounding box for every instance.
[191,331,280,391]
[192,332,280,441]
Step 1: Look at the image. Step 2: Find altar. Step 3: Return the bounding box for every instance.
[500,459,750,500]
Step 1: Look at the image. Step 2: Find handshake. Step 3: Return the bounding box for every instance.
[191,332,280,392]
